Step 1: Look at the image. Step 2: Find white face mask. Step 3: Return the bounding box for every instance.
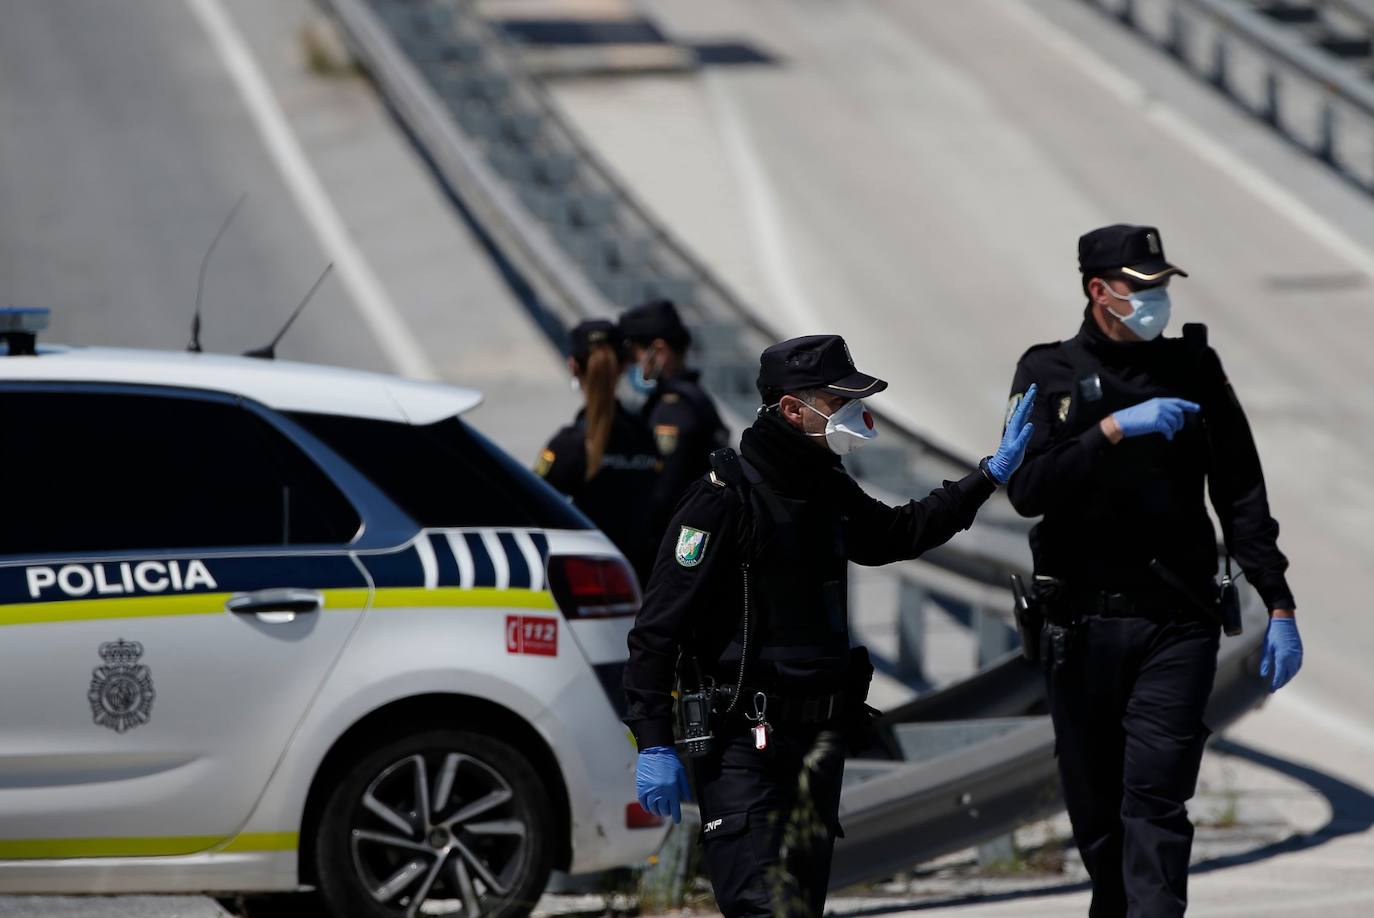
[1101,282,1172,341]
[800,398,878,455]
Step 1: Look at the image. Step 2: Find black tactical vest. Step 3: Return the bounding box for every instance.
[712,450,852,688]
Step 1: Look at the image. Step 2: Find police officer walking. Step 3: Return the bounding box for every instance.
[1006,225,1304,917]
[618,300,728,520]
[625,335,1036,917]
[535,319,661,582]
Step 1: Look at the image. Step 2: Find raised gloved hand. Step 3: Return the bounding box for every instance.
[1112,397,1200,441]
[987,383,1036,484]
[635,746,691,823]
[1260,615,1303,693]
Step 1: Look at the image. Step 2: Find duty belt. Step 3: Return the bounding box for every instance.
[715,684,848,724]
[1061,586,1187,621]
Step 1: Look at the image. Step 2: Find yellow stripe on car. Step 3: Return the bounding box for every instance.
[0,587,555,627]
[0,831,299,860]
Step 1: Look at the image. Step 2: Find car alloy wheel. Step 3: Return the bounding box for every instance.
[315,729,554,918]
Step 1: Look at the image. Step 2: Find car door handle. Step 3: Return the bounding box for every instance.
[225,588,323,620]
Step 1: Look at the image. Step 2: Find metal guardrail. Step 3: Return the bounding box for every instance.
[1089,0,1374,187]
[325,0,983,500]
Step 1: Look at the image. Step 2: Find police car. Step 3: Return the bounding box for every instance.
[0,309,664,916]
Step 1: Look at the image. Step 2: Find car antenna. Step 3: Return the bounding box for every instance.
[244,262,334,360]
[188,193,247,353]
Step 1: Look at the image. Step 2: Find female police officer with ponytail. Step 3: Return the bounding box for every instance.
[535,319,661,583]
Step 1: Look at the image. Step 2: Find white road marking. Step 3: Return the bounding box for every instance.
[1270,687,1374,755]
[446,531,476,589]
[1001,0,1374,279]
[184,0,437,379]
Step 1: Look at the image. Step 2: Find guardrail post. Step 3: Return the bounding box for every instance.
[1263,69,1281,128]
[1166,5,1188,61]
[977,832,1017,870]
[1210,31,1230,95]
[896,577,927,685]
[974,605,1016,668]
[1318,99,1338,166]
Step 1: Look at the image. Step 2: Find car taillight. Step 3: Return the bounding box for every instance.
[547,555,641,619]
[626,802,665,829]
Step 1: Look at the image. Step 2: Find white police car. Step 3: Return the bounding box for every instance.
[0,309,665,916]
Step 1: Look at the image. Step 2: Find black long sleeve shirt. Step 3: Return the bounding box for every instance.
[623,412,996,749]
[1006,312,1294,612]
[535,402,661,583]
[641,369,729,538]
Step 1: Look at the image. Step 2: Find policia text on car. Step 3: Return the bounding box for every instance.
[1006,225,1304,918]
[624,335,1036,917]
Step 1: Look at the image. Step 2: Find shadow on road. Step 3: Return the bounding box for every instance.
[835,737,1374,915]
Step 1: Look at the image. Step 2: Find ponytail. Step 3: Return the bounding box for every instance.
[581,344,618,481]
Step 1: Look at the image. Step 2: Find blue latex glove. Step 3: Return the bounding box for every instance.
[1112,397,1200,441]
[987,383,1036,484]
[1260,616,1303,693]
[635,746,691,823]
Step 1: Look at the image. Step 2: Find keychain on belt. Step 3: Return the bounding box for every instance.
[748,692,772,750]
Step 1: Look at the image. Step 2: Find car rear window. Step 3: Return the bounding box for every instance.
[290,413,593,531]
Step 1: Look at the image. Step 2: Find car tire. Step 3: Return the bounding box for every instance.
[314,728,555,918]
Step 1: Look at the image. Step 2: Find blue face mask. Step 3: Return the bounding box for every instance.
[1102,283,1171,341]
[627,363,658,396]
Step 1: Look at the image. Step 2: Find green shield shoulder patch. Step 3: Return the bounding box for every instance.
[675,526,710,568]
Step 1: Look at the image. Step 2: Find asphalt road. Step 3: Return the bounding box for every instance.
[0,0,383,368]
[0,0,572,460]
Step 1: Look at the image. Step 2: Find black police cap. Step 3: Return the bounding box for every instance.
[568,319,622,364]
[1078,224,1188,285]
[756,335,888,402]
[618,299,691,350]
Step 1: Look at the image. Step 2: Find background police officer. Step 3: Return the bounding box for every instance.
[535,319,661,582]
[1006,225,1304,917]
[619,300,728,522]
[625,334,1036,917]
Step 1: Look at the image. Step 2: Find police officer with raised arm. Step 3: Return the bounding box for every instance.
[624,335,1036,917]
[1006,225,1304,917]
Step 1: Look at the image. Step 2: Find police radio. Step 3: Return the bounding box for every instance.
[677,686,715,758]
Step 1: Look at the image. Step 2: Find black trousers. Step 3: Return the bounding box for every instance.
[1046,614,1219,918]
[691,721,845,918]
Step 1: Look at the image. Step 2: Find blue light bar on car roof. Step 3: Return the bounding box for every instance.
[0,307,51,356]
[0,307,49,333]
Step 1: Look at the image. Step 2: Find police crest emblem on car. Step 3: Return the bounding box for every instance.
[88,639,155,733]
[675,526,709,568]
